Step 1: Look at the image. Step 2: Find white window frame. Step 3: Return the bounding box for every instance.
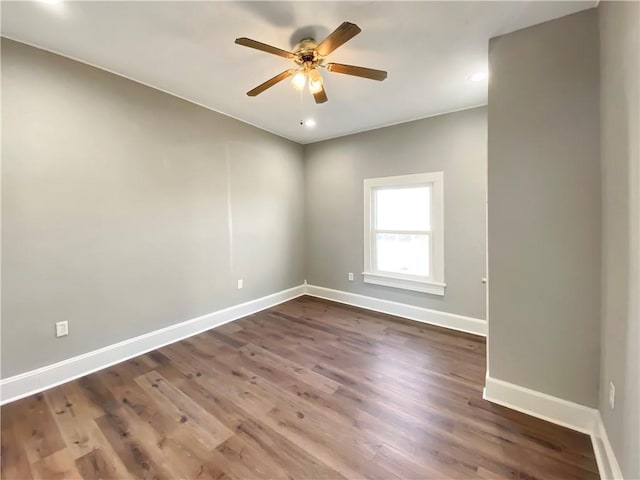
[363,172,445,295]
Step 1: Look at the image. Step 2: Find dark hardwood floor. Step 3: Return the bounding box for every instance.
[1,296,599,479]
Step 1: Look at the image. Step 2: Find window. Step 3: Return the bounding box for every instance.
[363,172,445,295]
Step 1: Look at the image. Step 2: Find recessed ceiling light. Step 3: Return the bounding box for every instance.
[38,0,62,3]
[304,118,316,128]
[469,71,488,82]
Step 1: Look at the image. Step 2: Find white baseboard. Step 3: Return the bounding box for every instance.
[483,374,624,479]
[0,285,305,405]
[592,412,624,480]
[483,374,598,434]
[304,284,486,336]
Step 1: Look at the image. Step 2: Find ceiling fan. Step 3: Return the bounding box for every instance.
[235,22,387,104]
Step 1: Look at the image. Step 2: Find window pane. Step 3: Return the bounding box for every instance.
[375,233,430,277]
[375,186,430,231]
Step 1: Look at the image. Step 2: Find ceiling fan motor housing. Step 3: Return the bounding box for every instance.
[294,38,321,67]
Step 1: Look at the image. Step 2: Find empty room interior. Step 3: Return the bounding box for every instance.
[1,1,638,479]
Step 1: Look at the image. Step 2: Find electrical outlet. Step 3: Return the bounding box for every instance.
[609,382,615,409]
[237,279,243,289]
[55,321,69,338]
[348,272,354,281]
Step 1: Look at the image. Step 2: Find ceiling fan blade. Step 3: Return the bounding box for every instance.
[247,69,296,97]
[235,37,294,59]
[316,22,361,57]
[313,85,328,104]
[326,63,388,81]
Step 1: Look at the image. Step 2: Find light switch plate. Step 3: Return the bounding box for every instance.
[56,321,69,337]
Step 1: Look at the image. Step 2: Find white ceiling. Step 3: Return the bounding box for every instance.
[1,1,596,144]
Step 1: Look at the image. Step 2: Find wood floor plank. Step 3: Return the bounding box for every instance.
[214,434,293,480]
[94,409,173,480]
[134,371,234,450]
[373,442,465,479]
[108,381,177,439]
[160,342,278,418]
[233,418,347,480]
[1,423,33,479]
[45,383,107,458]
[75,447,124,480]
[44,383,132,478]
[261,404,399,480]
[1,296,599,479]
[10,393,66,465]
[29,448,81,480]
[239,342,341,394]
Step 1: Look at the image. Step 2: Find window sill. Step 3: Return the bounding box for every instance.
[362,272,446,295]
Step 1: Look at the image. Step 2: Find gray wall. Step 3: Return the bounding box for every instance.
[1,39,306,378]
[304,107,487,320]
[598,1,639,477]
[487,10,601,406]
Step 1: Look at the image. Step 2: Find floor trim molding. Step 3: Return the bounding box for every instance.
[483,374,623,479]
[304,284,486,336]
[592,412,624,480]
[483,374,598,434]
[0,285,305,405]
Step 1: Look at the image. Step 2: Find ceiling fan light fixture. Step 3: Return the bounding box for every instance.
[291,70,307,91]
[308,70,324,94]
[308,81,323,94]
